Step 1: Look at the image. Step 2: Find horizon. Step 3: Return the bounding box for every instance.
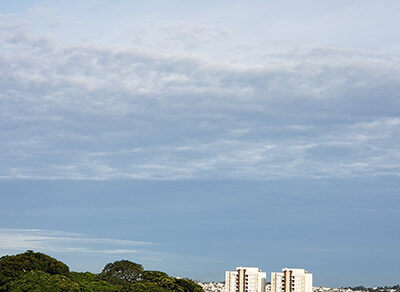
[1,0,399,287]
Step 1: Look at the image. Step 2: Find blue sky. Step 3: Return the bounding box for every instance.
[0,0,399,287]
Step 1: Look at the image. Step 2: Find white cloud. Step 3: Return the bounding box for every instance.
[0,228,170,272]
[0,229,154,257]
[0,13,399,181]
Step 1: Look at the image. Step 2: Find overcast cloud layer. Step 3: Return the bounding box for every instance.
[1,9,400,181]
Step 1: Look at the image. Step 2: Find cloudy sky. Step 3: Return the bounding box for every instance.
[1,0,399,286]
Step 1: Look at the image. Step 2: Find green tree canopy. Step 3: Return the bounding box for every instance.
[0,251,204,292]
[69,272,117,291]
[141,270,170,283]
[3,270,80,292]
[141,271,203,292]
[99,260,144,285]
[0,250,70,286]
[175,278,204,292]
[121,282,171,292]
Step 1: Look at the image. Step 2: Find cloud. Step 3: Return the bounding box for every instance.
[0,228,152,255]
[0,228,217,273]
[0,228,169,270]
[161,24,231,50]
[0,15,399,180]
[0,228,169,272]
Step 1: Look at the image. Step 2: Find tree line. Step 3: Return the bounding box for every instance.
[0,250,203,292]
[344,286,400,292]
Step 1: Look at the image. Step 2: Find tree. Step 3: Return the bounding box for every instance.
[69,272,117,291]
[99,260,144,285]
[140,271,183,291]
[175,278,204,292]
[121,282,171,292]
[3,270,80,292]
[0,250,70,286]
[141,271,170,283]
[0,251,205,292]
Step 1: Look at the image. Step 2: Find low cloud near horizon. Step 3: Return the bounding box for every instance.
[0,228,167,272]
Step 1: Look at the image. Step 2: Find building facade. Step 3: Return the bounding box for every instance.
[271,268,312,292]
[225,267,267,292]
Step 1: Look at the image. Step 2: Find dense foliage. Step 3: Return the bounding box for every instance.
[0,250,70,286]
[99,260,144,284]
[3,271,80,292]
[0,251,203,292]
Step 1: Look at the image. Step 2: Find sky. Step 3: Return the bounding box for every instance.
[0,0,399,287]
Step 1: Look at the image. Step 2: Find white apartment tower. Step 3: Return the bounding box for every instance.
[225,267,267,292]
[271,268,312,292]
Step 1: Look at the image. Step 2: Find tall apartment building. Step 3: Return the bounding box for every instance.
[225,267,267,292]
[271,268,312,292]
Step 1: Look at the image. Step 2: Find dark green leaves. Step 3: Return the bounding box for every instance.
[0,251,203,292]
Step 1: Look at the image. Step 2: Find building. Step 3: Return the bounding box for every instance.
[199,282,225,292]
[271,268,312,292]
[225,267,267,292]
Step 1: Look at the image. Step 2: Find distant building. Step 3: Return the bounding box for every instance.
[225,267,267,292]
[271,268,312,292]
[199,282,225,292]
